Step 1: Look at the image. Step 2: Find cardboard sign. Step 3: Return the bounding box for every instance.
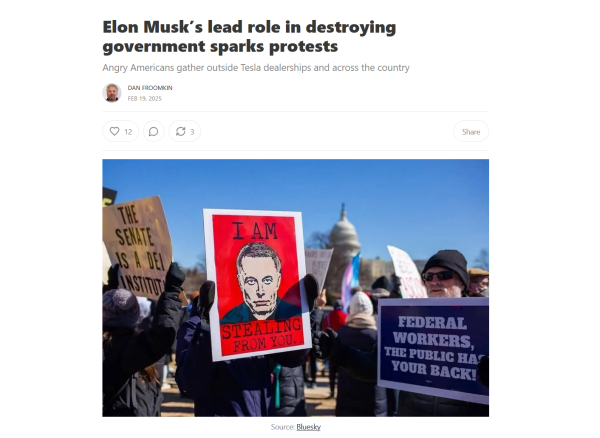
[204,209,311,361]
[378,298,489,405]
[387,245,428,298]
[103,196,172,299]
[304,248,333,292]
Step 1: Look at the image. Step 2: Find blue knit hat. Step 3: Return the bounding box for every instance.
[103,289,140,328]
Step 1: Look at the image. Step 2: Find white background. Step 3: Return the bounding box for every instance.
[1,0,599,436]
[99,3,491,151]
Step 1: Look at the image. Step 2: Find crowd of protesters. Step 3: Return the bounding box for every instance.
[102,249,489,417]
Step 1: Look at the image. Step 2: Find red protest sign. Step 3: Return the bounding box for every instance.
[204,209,311,361]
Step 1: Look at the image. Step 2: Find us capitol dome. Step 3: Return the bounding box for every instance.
[328,203,361,258]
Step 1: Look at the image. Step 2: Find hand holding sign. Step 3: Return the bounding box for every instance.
[312,327,340,360]
[103,264,120,294]
[165,262,186,293]
[478,356,489,388]
[316,288,327,309]
[198,280,216,323]
[304,274,320,313]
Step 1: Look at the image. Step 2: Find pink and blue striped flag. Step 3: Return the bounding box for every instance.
[341,252,361,312]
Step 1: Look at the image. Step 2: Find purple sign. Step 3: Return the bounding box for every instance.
[378,298,489,404]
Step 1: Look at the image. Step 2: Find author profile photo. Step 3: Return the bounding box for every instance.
[104,84,120,102]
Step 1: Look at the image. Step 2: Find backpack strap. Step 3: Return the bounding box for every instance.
[273,364,282,409]
[130,373,138,410]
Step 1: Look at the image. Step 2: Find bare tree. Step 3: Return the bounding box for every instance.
[180,253,208,294]
[475,249,489,271]
[306,230,331,249]
[182,266,207,294]
[196,252,207,273]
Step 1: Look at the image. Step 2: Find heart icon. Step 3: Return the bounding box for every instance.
[110,127,119,136]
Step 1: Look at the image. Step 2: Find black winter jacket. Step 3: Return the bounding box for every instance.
[102,288,182,416]
[272,365,306,416]
[268,309,324,417]
[335,325,387,416]
[176,315,308,416]
[398,391,488,417]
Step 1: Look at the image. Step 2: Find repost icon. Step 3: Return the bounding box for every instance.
[169,121,201,141]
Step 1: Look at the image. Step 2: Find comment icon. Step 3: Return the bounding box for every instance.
[143,121,165,141]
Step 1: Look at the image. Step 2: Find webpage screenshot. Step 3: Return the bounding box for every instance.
[99,1,490,432]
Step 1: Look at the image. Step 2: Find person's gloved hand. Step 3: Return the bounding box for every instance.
[103,264,120,294]
[165,262,186,292]
[304,274,319,312]
[197,280,215,323]
[477,355,489,387]
[312,327,339,360]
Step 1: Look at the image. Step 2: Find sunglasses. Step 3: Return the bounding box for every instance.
[422,270,455,282]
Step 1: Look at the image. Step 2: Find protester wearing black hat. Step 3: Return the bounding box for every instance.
[371,275,390,291]
[102,263,185,417]
[369,276,391,315]
[312,250,489,417]
[422,250,469,298]
[389,274,402,299]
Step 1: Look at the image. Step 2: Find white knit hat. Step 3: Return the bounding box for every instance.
[349,291,373,316]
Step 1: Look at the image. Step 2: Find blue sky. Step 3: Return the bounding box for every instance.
[103,160,488,268]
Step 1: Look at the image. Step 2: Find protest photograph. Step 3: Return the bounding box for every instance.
[102,159,489,418]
